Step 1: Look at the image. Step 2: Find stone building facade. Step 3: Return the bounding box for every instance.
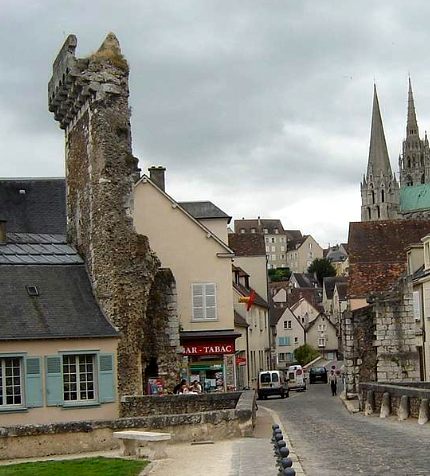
[48,34,181,395]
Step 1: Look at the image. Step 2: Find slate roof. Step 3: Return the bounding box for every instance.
[0,233,82,265]
[335,282,348,301]
[400,184,430,213]
[286,235,308,251]
[228,233,265,256]
[179,201,231,223]
[323,276,348,300]
[291,272,319,289]
[234,218,286,234]
[348,219,430,298]
[0,178,66,234]
[233,282,269,309]
[285,230,302,240]
[0,265,118,340]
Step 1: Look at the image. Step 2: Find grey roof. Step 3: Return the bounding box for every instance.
[323,276,348,299]
[0,178,66,234]
[0,233,83,265]
[0,265,118,340]
[179,201,231,223]
[291,272,320,289]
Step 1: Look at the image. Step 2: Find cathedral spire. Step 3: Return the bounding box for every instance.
[407,76,419,137]
[367,84,393,178]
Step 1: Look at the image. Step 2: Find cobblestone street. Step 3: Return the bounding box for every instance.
[265,383,430,475]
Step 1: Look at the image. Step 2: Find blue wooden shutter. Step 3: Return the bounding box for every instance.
[25,357,43,408]
[98,354,115,403]
[45,356,63,406]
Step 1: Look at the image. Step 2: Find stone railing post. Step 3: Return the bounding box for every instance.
[418,398,429,425]
[364,390,375,416]
[380,392,391,418]
[398,395,410,421]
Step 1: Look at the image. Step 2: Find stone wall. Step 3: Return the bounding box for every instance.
[0,391,256,460]
[48,34,181,396]
[343,276,420,393]
[120,392,241,418]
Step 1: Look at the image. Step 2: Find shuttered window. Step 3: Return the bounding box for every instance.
[413,291,422,321]
[192,283,217,320]
[424,288,430,319]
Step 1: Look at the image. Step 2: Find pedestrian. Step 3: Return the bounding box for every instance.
[328,366,338,396]
[173,379,186,394]
[191,380,202,394]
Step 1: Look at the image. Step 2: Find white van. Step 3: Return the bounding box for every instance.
[287,365,306,391]
[257,370,289,399]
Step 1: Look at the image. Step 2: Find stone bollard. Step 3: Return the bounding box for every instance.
[418,398,429,425]
[277,447,290,464]
[380,392,391,419]
[281,469,296,476]
[278,457,293,473]
[398,395,409,421]
[364,390,375,416]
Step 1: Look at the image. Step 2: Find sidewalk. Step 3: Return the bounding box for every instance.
[149,406,305,476]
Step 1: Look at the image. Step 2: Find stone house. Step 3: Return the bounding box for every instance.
[234,218,291,269]
[286,235,323,274]
[305,313,338,361]
[232,266,270,389]
[0,221,119,425]
[332,280,348,326]
[290,296,323,329]
[271,307,305,368]
[133,167,240,392]
[322,276,348,320]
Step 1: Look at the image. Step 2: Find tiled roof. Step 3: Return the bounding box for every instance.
[228,233,265,256]
[179,201,231,223]
[0,265,118,340]
[0,233,82,265]
[234,218,286,234]
[348,220,430,299]
[323,276,348,300]
[233,282,268,309]
[0,178,66,234]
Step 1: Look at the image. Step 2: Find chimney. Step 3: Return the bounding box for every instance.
[0,219,6,244]
[148,166,166,191]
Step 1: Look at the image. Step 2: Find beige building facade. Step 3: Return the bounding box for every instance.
[306,313,338,360]
[286,235,323,274]
[272,307,305,368]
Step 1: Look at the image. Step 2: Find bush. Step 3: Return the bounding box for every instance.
[293,344,320,366]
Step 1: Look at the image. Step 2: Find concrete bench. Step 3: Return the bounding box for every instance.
[113,430,171,459]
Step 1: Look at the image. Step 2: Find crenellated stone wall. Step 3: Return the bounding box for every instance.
[48,34,181,396]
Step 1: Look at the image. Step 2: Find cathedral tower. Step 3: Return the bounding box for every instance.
[399,78,430,187]
[361,85,400,221]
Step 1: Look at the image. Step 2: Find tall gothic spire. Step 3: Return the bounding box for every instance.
[367,84,393,177]
[407,76,419,137]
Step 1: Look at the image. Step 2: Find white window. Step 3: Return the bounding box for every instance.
[413,291,421,321]
[271,254,276,261]
[280,246,285,252]
[63,354,96,402]
[274,229,279,234]
[271,246,276,252]
[284,320,292,329]
[0,357,23,407]
[318,338,326,347]
[263,228,268,234]
[251,228,256,234]
[240,228,246,234]
[309,243,312,249]
[192,283,217,320]
[265,246,270,252]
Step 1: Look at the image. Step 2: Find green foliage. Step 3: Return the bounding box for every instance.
[268,267,291,282]
[307,258,336,284]
[293,343,320,366]
[0,458,147,476]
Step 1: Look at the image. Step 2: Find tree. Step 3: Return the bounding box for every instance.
[293,344,320,366]
[268,267,291,282]
[307,258,336,284]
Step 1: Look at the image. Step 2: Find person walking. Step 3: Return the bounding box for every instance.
[328,366,338,396]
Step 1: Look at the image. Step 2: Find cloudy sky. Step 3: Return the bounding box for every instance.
[2,1,430,246]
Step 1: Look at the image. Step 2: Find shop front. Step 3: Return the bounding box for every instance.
[180,330,241,392]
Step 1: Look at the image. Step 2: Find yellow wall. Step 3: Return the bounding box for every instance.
[232,255,268,300]
[0,338,118,426]
[134,181,235,332]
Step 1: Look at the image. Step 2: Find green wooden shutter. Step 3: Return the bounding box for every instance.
[25,357,43,408]
[98,354,116,403]
[45,356,63,406]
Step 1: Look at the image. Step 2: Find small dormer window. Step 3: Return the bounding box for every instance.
[240,228,246,234]
[26,285,39,296]
[19,189,26,195]
[263,228,268,234]
[250,228,256,233]
[274,229,279,234]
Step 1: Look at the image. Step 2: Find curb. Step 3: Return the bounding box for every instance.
[139,461,156,475]
[339,392,360,414]
[259,405,306,476]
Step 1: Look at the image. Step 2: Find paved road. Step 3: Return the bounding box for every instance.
[264,383,430,475]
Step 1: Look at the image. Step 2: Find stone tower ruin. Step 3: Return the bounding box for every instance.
[48,33,181,395]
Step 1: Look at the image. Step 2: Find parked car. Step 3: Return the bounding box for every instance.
[258,370,289,399]
[287,365,306,391]
[309,366,328,384]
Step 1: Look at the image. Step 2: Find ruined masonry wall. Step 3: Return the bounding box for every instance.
[48,34,181,396]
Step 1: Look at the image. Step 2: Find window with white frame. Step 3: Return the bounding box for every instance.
[283,320,292,329]
[192,283,217,320]
[280,246,285,252]
[0,357,23,407]
[251,228,256,233]
[278,336,290,346]
[271,254,276,261]
[265,237,269,243]
[278,353,286,362]
[318,324,327,331]
[63,354,96,402]
[413,290,421,321]
[263,228,268,234]
[265,246,270,252]
[274,229,279,234]
[318,338,326,347]
[240,228,246,234]
[271,237,276,243]
[271,246,276,252]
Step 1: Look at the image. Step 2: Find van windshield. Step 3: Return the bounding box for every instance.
[260,372,271,383]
